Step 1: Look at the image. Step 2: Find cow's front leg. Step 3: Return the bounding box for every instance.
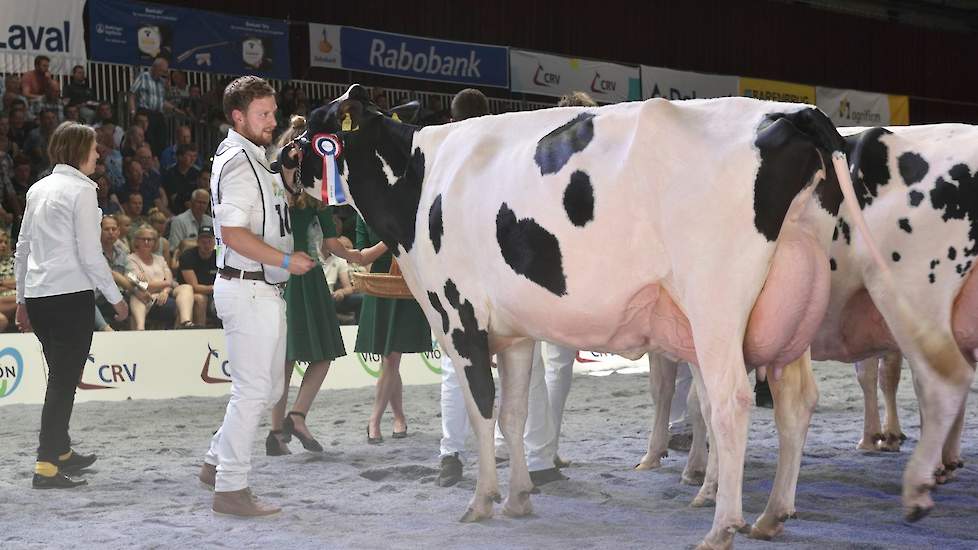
[683,378,708,486]
[636,353,678,470]
[878,352,907,452]
[855,357,884,451]
[450,352,500,522]
[750,350,818,541]
[496,339,536,517]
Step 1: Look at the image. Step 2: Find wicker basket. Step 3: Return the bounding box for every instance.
[351,258,415,299]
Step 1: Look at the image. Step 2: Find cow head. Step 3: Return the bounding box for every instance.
[297,84,426,254]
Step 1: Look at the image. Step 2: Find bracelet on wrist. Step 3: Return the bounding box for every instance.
[281,253,291,269]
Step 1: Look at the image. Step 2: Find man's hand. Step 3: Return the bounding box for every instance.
[288,252,315,275]
[113,300,129,321]
[15,303,31,332]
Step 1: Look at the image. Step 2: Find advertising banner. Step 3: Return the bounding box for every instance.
[816,86,910,126]
[309,23,509,88]
[510,49,641,103]
[640,65,738,100]
[0,0,86,74]
[88,0,290,79]
[739,77,815,105]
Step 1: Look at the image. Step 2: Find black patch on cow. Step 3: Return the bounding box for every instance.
[832,226,839,241]
[440,279,494,419]
[899,152,929,185]
[839,220,852,245]
[427,291,449,334]
[929,273,936,284]
[892,252,901,262]
[908,190,925,207]
[848,127,893,209]
[495,203,567,296]
[830,258,837,271]
[931,163,978,258]
[931,259,941,269]
[429,194,444,253]
[949,247,958,261]
[898,218,913,233]
[534,113,596,175]
[563,170,595,227]
[960,260,973,278]
[754,109,845,240]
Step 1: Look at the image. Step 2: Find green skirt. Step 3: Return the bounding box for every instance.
[354,293,432,355]
[285,265,346,362]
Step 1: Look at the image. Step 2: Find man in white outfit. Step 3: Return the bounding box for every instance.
[195,76,314,516]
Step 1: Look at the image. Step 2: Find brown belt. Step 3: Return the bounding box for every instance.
[218,267,266,281]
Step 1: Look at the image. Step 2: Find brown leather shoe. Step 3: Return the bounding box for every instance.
[198,463,216,489]
[213,488,281,517]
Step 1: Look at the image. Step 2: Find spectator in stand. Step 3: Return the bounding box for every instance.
[146,208,173,267]
[64,65,97,123]
[178,224,216,327]
[20,55,60,102]
[186,84,208,124]
[93,103,124,147]
[195,166,211,194]
[163,143,200,214]
[134,144,168,216]
[128,56,173,155]
[120,193,146,236]
[117,160,160,216]
[168,69,190,113]
[112,213,132,254]
[126,225,196,330]
[64,105,81,123]
[120,125,146,158]
[160,125,194,170]
[0,231,17,331]
[2,74,29,114]
[95,171,120,216]
[168,188,212,250]
[24,109,59,174]
[96,215,140,331]
[8,108,34,151]
[96,123,124,191]
[0,134,17,210]
[30,87,64,121]
[10,156,33,208]
[0,115,16,156]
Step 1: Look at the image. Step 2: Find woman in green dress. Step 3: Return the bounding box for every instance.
[356,217,433,443]
[266,117,385,455]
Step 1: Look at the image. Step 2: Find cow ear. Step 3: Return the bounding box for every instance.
[390,100,421,124]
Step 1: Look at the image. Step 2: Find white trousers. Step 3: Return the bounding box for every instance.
[542,342,576,457]
[205,277,287,492]
[669,362,693,434]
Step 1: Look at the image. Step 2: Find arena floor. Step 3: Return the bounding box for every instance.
[1,360,977,549]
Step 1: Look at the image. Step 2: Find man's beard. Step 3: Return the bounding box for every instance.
[241,124,273,146]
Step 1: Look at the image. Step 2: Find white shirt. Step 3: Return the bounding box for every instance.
[15,164,123,304]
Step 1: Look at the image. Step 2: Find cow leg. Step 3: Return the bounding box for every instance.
[938,401,966,484]
[855,357,884,451]
[682,378,708,485]
[750,350,818,540]
[636,353,678,470]
[878,352,906,452]
[690,366,719,507]
[496,339,536,517]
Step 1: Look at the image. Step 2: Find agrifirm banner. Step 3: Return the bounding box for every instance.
[640,65,738,100]
[739,77,815,105]
[88,0,290,79]
[309,24,510,89]
[510,49,641,103]
[816,86,911,126]
[0,0,86,74]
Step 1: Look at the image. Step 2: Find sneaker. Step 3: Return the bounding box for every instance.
[436,453,463,487]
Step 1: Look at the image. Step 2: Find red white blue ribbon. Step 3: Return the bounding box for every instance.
[311,133,346,205]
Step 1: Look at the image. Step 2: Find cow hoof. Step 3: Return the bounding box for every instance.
[502,492,533,518]
[690,494,716,508]
[857,433,884,451]
[634,458,663,471]
[681,470,706,486]
[905,504,932,523]
[935,467,949,485]
[749,512,790,540]
[459,492,500,522]
[876,432,905,452]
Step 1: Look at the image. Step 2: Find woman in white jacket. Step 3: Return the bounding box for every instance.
[15,122,129,489]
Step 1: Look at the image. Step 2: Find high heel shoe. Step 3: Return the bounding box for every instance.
[366,425,383,445]
[265,430,291,456]
[284,411,324,453]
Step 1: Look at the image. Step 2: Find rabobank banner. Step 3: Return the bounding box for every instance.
[816,86,910,126]
[88,0,290,79]
[641,65,738,100]
[0,0,86,74]
[309,24,509,88]
[510,49,641,103]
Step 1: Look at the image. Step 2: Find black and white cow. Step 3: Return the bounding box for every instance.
[641,123,978,531]
[295,85,939,549]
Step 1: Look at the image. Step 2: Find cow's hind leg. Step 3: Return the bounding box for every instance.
[855,357,885,451]
[637,354,679,470]
[750,350,818,540]
[683,378,708,485]
[496,339,536,517]
[690,367,719,507]
[938,400,966,484]
[878,352,907,452]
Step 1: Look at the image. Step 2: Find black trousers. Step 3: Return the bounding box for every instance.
[26,291,95,463]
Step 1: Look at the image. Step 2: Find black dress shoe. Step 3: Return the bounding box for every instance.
[366,425,383,445]
[58,450,97,473]
[33,472,87,489]
[285,412,323,453]
[391,426,408,439]
[755,378,774,409]
[436,453,463,487]
[529,467,568,487]
[265,430,292,456]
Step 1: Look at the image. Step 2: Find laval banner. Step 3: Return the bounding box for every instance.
[88,0,290,79]
[641,65,738,100]
[0,0,87,74]
[309,23,509,89]
[510,49,641,103]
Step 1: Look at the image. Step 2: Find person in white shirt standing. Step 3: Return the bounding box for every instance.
[14,122,130,489]
[195,76,314,517]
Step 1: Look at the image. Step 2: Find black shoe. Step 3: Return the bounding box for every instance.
[265,430,292,456]
[58,450,97,473]
[529,467,568,487]
[367,425,383,445]
[755,378,774,409]
[436,453,463,487]
[285,412,323,453]
[668,432,693,453]
[391,425,408,439]
[33,472,87,489]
